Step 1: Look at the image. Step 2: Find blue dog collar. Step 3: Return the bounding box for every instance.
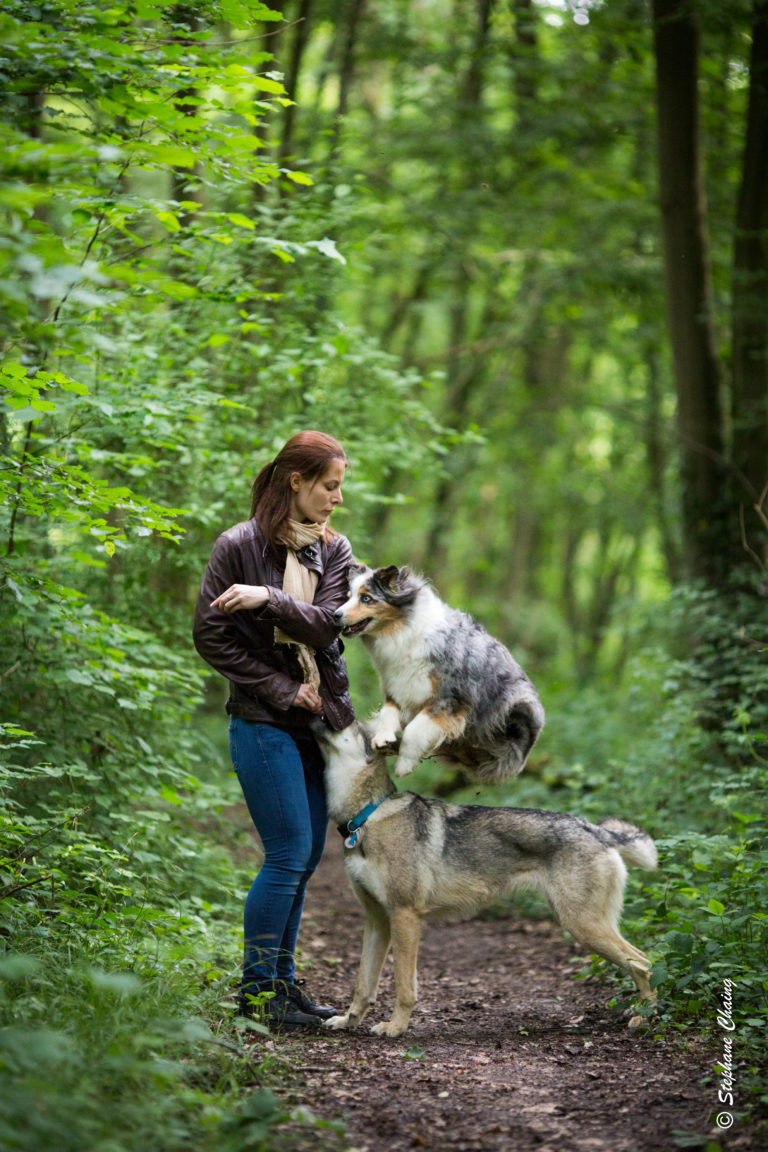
[339,793,393,849]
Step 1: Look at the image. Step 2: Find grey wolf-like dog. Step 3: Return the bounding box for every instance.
[333,564,545,782]
[314,720,657,1038]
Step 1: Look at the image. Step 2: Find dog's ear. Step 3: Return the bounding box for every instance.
[374,565,401,592]
[356,720,374,758]
[373,564,422,606]
[347,561,369,581]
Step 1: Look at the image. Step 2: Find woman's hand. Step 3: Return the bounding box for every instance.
[211,584,270,613]
[293,684,323,714]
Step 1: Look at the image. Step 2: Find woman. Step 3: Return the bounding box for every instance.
[193,431,355,1030]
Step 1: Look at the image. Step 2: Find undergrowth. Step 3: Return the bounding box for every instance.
[0,608,346,1152]
[2,571,765,1146]
[0,731,344,1152]
[428,581,768,1134]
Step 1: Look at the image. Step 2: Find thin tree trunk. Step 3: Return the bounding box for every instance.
[645,340,683,583]
[511,0,538,111]
[731,0,768,567]
[424,0,495,570]
[278,0,314,171]
[652,0,727,584]
[328,0,366,166]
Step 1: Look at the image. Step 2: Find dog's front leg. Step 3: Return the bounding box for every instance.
[371,907,421,1037]
[394,709,450,777]
[371,698,402,752]
[324,896,391,1032]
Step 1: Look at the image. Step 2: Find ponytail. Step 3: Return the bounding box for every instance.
[249,459,277,518]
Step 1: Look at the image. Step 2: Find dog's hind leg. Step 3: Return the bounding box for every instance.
[551,856,656,1029]
[571,921,653,997]
[325,892,391,1032]
[570,921,655,1030]
[371,906,422,1037]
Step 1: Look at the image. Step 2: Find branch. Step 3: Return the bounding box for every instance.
[50,156,133,326]
[754,480,768,533]
[6,807,90,859]
[739,503,765,572]
[5,420,35,558]
[0,873,53,899]
[678,431,759,503]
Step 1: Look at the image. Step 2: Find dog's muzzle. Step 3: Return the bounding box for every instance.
[333,608,371,636]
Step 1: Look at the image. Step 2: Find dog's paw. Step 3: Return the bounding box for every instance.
[323,1014,356,1031]
[371,732,400,752]
[393,759,415,778]
[371,1020,407,1038]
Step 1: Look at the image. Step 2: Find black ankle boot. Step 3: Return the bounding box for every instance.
[285,979,337,1020]
[237,981,321,1031]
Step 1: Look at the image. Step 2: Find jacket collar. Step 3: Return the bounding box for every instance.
[258,523,326,577]
[295,540,324,576]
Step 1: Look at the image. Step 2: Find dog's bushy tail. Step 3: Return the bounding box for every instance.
[598,817,658,870]
[473,700,545,783]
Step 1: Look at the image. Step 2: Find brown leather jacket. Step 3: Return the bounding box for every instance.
[193,519,355,731]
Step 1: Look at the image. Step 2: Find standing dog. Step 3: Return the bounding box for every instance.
[314,721,657,1038]
[333,564,545,782]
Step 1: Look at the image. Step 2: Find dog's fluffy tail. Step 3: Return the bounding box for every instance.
[598,817,658,870]
[470,700,546,783]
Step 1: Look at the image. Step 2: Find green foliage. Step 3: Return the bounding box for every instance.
[0,2,454,1147]
[441,581,768,1087]
[1,0,766,1142]
[0,947,332,1152]
[644,821,767,1031]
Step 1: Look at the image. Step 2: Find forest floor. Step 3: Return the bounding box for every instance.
[244,830,757,1152]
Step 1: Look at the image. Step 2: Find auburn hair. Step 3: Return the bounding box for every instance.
[250,431,349,551]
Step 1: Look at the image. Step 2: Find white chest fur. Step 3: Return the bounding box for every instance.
[365,592,447,719]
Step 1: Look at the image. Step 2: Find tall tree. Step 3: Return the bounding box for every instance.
[731,0,768,566]
[652,0,727,584]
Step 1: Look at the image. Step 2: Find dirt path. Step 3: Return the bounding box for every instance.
[258,831,753,1152]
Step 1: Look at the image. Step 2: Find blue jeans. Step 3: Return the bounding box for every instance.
[229,718,328,990]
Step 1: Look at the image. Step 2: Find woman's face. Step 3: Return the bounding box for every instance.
[288,458,346,524]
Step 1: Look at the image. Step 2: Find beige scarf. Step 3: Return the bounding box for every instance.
[275,519,326,689]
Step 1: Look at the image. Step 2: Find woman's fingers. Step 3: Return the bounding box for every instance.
[212,584,268,612]
[212,588,237,611]
[294,684,323,713]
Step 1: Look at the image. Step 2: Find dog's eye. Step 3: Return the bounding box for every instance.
[360,593,373,605]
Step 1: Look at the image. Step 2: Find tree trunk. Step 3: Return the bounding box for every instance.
[278,0,314,171]
[644,339,684,583]
[424,0,495,571]
[328,0,366,165]
[652,0,728,584]
[731,0,768,568]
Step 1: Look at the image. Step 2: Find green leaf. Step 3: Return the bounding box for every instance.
[226,213,256,230]
[160,784,182,806]
[155,211,181,233]
[284,169,314,186]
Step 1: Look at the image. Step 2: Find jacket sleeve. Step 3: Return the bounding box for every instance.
[260,534,352,650]
[192,533,299,711]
